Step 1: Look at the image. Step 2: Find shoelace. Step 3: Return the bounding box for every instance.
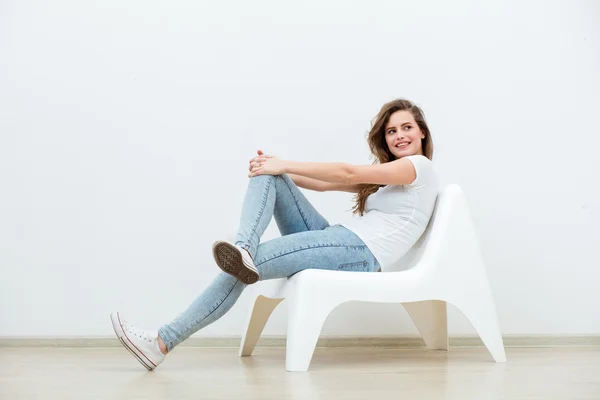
[124,321,152,343]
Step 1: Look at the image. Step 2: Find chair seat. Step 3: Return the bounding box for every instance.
[254,266,436,303]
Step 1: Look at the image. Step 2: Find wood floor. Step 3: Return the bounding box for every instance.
[1,346,599,399]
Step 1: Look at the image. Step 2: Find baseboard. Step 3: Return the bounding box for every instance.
[1,335,599,348]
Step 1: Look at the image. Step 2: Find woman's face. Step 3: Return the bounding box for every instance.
[384,110,425,159]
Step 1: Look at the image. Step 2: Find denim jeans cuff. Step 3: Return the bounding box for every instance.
[157,326,175,352]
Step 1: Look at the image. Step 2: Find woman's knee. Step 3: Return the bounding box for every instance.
[249,174,277,184]
[276,173,294,186]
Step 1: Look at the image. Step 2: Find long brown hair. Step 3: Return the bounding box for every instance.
[351,99,434,216]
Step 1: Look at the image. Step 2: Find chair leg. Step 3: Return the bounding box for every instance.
[239,295,284,357]
[450,291,506,362]
[403,300,449,350]
[285,295,336,372]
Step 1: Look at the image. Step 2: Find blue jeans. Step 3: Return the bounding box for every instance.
[158,174,379,351]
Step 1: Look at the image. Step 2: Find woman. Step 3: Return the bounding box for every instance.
[110,98,439,371]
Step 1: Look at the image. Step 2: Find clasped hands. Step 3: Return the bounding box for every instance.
[248,149,287,178]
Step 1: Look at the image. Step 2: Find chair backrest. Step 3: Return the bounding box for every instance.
[382,184,461,272]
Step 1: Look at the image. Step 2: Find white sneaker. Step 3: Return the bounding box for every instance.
[212,240,260,284]
[110,312,165,371]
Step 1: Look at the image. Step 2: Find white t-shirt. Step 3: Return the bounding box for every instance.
[338,155,439,270]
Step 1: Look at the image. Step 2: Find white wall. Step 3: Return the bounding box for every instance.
[1,0,599,338]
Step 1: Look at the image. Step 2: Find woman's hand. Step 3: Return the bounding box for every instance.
[248,149,270,174]
[248,149,287,177]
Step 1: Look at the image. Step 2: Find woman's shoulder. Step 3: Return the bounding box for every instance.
[403,154,431,164]
[402,155,437,187]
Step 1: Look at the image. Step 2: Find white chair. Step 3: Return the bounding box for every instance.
[238,184,506,371]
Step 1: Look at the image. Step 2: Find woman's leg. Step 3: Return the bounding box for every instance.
[158,272,244,352]
[213,174,331,283]
[272,174,330,235]
[159,174,330,351]
[158,225,379,352]
[235,174,330,259]
[254,224,380,280]
[114,175,365,367]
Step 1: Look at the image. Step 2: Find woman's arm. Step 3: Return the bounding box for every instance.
[251,151,414,187]
[285,159,417,186]
[323,182,362,193]
[285,161,353,184]
[288,174,326,192]
[288,174,361,193]
[250,151,357,192]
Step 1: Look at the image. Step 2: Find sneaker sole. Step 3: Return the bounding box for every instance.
[212,241,259,284]
[110,312,157,371]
